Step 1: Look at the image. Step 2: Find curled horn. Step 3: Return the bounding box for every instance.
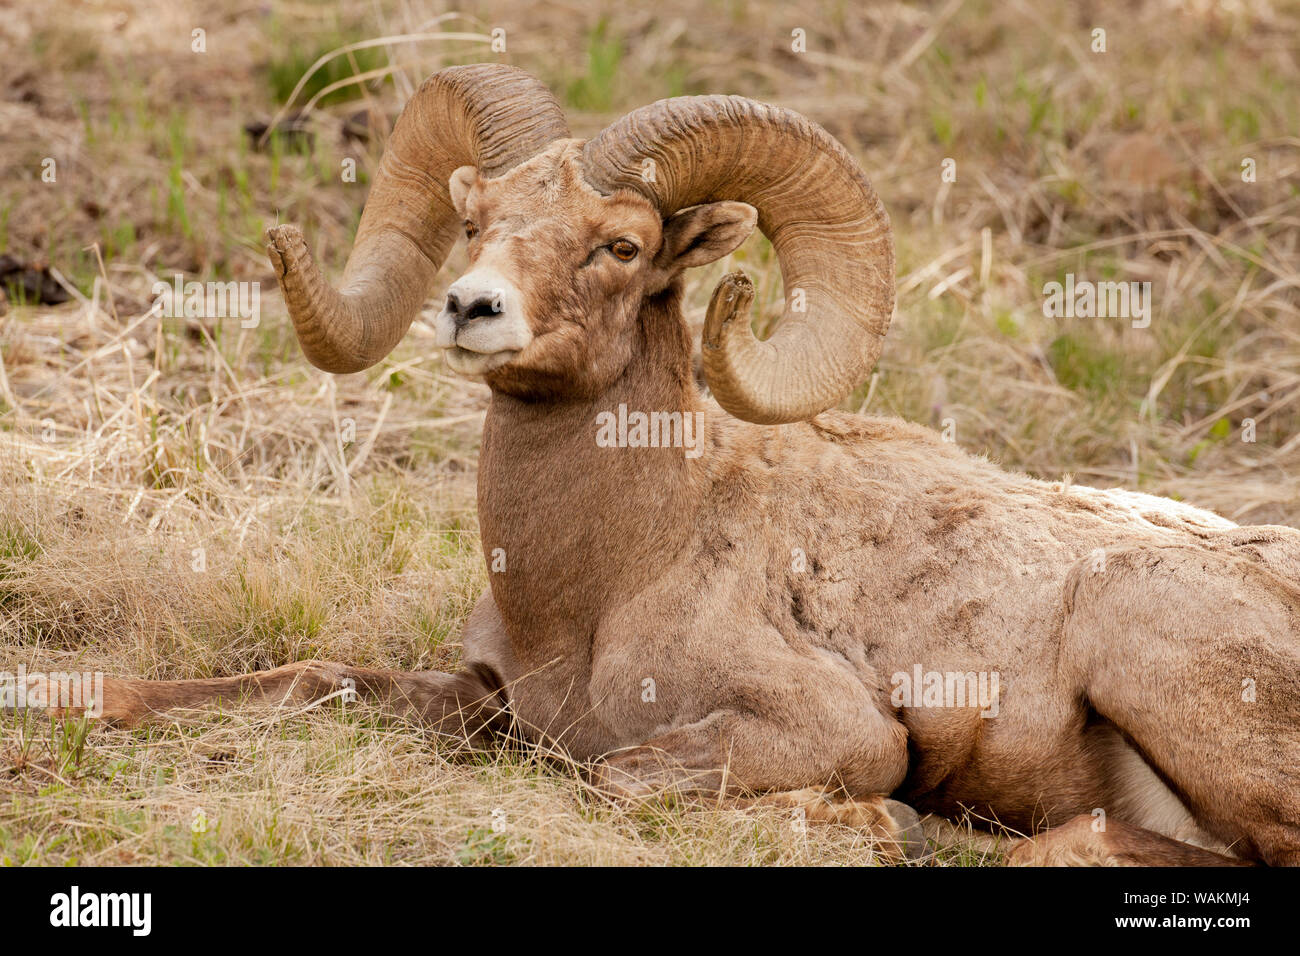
[582,96,894,424]
[266,64,570,373]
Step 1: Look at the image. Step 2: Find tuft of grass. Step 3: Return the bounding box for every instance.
[1047,333,1125,397]
[263,28,387,109]
[564,18,623,111]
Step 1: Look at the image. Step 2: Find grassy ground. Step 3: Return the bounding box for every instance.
[0,0,1297,864]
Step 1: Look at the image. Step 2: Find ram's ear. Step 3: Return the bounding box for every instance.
[449,166,478,217]
[656,201,757,273]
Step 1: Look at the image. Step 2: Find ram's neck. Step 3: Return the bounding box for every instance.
[477,288,707,666]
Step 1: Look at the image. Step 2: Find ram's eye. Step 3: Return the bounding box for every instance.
[464,221,477,239]
[610,239,638,262]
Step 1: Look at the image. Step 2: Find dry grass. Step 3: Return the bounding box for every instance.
[0,706,1014,865]
[0,0,1297,864]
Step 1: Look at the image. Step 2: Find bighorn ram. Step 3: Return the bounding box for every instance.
[67,65,1300,865]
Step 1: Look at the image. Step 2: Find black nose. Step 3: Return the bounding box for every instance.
[444,291,501,328]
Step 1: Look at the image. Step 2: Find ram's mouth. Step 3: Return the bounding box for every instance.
[441,344,520,377]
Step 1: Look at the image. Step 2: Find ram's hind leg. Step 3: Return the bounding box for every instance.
[30,661,508,743]
[1008,815,1251,866]
[1063,541,1300,865]
[739,787,927,861]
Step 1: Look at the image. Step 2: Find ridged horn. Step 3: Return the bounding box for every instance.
[581,96,894,424]
[266,64,570,373]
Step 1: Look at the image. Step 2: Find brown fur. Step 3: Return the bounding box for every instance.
[63,141,1300,867]
[1008,815,1254,866]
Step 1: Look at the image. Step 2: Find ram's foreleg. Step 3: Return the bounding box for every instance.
[22,661,509,744]
[586,631,921,860]
[589,729,923,862]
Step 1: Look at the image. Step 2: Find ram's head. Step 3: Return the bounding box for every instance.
[265,64,895,424]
